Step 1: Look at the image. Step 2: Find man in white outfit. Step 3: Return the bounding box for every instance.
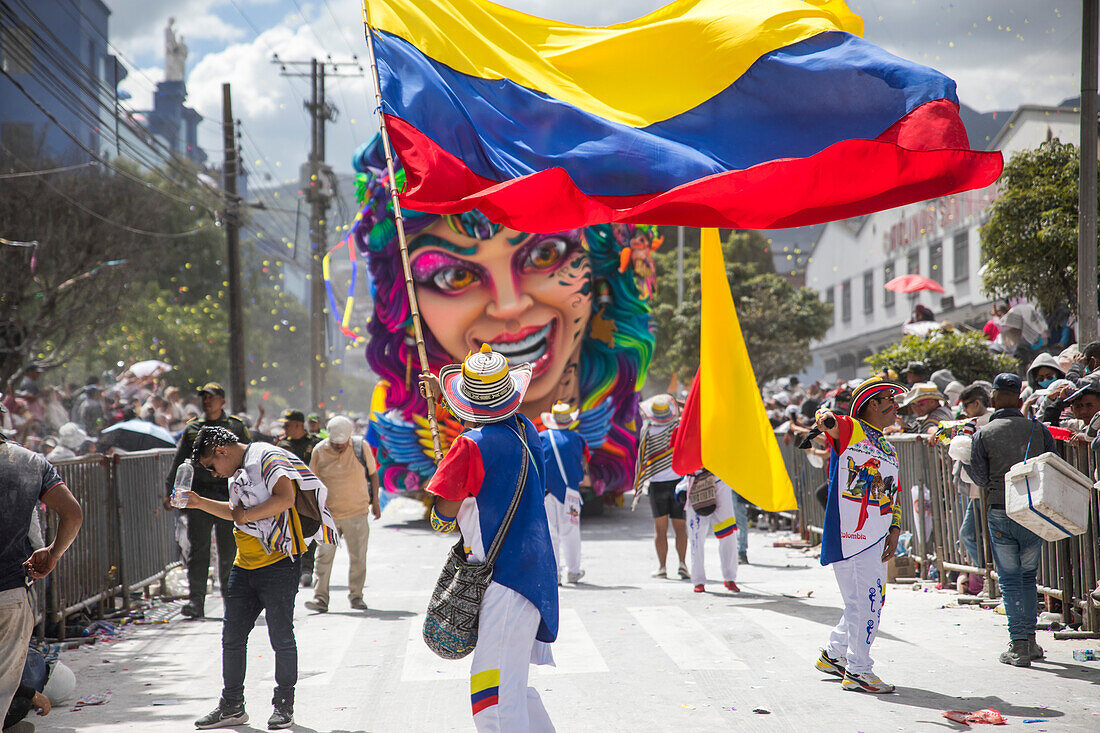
[678,470,739,593]
[538,402,589,584]
[812,377,905,694]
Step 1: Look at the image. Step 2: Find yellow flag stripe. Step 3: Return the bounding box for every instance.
[699,229,797,512]
[364,0,863,127]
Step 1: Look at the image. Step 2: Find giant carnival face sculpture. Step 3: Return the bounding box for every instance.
[351,138,657,499]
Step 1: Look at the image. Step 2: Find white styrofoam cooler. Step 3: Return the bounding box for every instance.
[1005,451,1091,541]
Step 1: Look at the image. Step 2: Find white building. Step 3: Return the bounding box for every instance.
[804,104,1083,382]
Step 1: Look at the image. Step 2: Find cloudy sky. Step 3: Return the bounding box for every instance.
[108,0,1082,188]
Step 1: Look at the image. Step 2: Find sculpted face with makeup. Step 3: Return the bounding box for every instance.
[409,219,592,417]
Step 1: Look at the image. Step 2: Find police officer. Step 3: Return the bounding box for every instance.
[164,382,251,618]
[277,409,320,587]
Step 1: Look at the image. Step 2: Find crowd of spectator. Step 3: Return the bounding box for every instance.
[0,364,371,463]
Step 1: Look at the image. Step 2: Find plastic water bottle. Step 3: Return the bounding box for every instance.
[171,460,194,508]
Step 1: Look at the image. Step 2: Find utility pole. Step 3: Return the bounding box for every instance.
[1080,0,1099,343]
[275,55,363,415]
[223,83,246,414]
[677,226,685,307]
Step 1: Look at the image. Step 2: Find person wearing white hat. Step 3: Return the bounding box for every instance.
[46,423,89,462]
[634,394,689,580]
[538,402,590,584]
[306,416,381,613]
[421,345,558,732]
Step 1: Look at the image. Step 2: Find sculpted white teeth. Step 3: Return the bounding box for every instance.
[487,322,552,365]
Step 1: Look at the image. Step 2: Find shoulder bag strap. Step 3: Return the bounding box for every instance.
[483,416,531,567]
[548,429,572,491]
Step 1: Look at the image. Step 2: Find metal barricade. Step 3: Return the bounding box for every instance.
[50,455,119,621]
[112,449,181,607]
[38,449,179,638]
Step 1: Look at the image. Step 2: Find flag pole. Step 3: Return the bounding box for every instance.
[362,3,443,462]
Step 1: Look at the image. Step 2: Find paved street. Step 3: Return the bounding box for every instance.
[33,498,1100,733]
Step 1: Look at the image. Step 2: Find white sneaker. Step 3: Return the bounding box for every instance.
[567,570,585,583]
[841,671,895,694]
[651,567,667,578]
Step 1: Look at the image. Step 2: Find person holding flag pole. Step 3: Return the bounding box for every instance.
[811,377,906,694]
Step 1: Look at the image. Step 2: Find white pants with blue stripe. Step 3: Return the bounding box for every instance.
[826,536,887,676]
[686,483,739,586]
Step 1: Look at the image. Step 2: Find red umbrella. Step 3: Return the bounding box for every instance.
[884,274,945,294]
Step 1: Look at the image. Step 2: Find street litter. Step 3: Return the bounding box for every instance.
[752,708,771,714]
[1071,649,1098,661]
[941,709,1007,725]
[71,691,112,711]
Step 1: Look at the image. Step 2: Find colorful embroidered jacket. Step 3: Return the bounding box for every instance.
[821,416,902,566]
[426,415,559,643]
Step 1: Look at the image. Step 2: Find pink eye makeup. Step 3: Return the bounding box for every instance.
[411,251,485,294]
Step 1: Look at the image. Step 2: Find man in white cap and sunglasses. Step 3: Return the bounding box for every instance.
[538,401,590,585]
[420,345,558,732]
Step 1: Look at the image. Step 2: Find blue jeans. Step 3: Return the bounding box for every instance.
[221,557,299,705]
[960,500,983,566]
[986,509,1042,640]
[730,489,748,555]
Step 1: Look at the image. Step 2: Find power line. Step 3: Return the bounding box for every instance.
[0,161,97,179]
[1,2,225,211]
[19,163,211,239]
[10,0,232,207]
[0,67,220,218]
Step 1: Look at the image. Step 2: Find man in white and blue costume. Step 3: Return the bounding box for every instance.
[422,345,558,733]
[538,401,590,584]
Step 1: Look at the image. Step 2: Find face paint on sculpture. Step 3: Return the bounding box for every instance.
[349,135,656,499]
[409,219,592,416]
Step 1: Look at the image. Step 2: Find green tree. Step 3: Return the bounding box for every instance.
[0,159,221,390]
[864,331,1016,385]
[649,230,832,387]
[980,139,1097,314]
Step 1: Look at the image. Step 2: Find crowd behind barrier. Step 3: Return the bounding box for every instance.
[35,449,179,640]
[778,433,1100,634]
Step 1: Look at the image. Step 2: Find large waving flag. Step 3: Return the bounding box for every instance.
[363,0,1003,232]
[671,229,796,512]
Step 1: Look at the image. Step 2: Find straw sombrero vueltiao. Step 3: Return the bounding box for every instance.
[639,394,678,425]
[541,401,579,430]
[439,344,533,423]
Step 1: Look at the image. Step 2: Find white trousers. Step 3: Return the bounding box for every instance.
[686,484,739,585]
[0,587,34,718]
[470,582,556,733]
[826,537,887,676]
[543,491,582,577]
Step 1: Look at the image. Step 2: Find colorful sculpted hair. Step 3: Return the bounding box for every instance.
[350,138,655,498]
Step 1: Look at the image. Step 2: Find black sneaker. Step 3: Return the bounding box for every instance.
[195,700,248,729]
[268,697,294,730]
[180,602,205,620]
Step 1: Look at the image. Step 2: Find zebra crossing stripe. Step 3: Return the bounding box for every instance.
[535,607,609,675]
[628,606,749,670]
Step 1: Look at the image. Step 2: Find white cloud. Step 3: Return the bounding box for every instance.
[108,0,246,55]
[184,9,377,180]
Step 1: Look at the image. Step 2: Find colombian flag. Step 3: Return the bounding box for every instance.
[672,229,797,513]
[363,0,1003,232]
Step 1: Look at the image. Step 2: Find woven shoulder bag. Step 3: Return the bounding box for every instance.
[423,417,530,660]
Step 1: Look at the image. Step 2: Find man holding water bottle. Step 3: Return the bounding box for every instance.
[164,382,251,619]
